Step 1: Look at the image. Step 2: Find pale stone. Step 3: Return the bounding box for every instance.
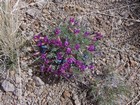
[2,80,15,92]
[33,76,45,86]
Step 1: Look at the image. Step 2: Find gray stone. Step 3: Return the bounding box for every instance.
[1,80,15,92]
[13,88,22,97]
[33,76,45,86]
[28,69,33,76]
[34,87,43,95]
[15,74,21,84]
[26,8,40,18]
[73,94,81,105]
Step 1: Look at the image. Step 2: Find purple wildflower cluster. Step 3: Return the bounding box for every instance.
[33,17,103,78]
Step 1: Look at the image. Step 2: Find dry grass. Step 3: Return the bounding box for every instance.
[0,0,25,74]
[0,1,23,102]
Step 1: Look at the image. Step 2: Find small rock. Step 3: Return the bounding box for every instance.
[15,74,21,83]
[130,60,138,67]
[95,4,99,9]
[117,19,122,25]
[34,87,43,95]
[14,88,22,97]
[26,8,40,17]
[42,9,48,13]
[73,94,81,105]
[21,61,29,70]
[63,90,71,99]
[20,23,26,31]
[9,70,15,77]
[26,80,35,92]
[2,80,15,92]
[24,91,29,97]
[33,76,45,86]
[96,70,103,76]
[26,47,32,52]
[28,69,33,76]
[60,97,65,102]
[121,11,129,18]
[29,31,34,37]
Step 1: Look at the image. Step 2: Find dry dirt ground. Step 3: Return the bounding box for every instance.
[0,0,140,105]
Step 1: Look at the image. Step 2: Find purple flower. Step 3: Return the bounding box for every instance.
[75,44,80,50]
[43,36,49,43]
[54,28,61,35]
[47,65,52,72]
[88,64,94,70]
[57,52,63,60]
[54,39,62,47]
[37,41,42,46]
[66,47,72,54]
[59,66,66,73]
[75,60,82,67]
[41,54,46,59]
[33,52,40,56]
[50,39,56,44]
[76,60,87,70]
[84,31,90,37]
[64,40,69,47]
[40,65,45,72]
[44,58,49,64]
[87,45,95,51]
[74,29,80,34]
[58,63,71,74]
[63,63,70,69]
[69,17,75,23]
[93,37,97,41]
[33,34,40,40]
[95,32,103,40]
[67,57,76,64]
[80,64,87,71]
[74,21,79,25]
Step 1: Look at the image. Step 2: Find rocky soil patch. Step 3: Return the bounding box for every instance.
[0,0,140,105]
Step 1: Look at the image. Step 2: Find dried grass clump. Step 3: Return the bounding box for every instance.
[0,0,25,74]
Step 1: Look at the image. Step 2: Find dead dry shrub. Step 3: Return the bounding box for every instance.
[0,0,25,74]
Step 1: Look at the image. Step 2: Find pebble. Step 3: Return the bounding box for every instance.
[28,69,33,76]
[9,70,15,77]
[34,87,43,95]
[117,19,122,25]
[62,90,71,99]
[73,94,81,105]
[13,88,22,97]
[33,76,45,86]
[1,80,15,92]
[15,74,21,84]
[26,8,40,18]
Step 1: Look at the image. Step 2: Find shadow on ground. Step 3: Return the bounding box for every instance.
[125,22,140,49]
[125,1,140,49]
